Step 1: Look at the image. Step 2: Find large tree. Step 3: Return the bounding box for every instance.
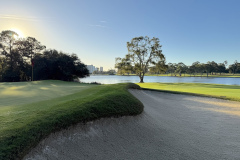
[203,61,218,77]
[0,30,19,70]
[33,50,89,81]
[175,62,187,76]
[0,30,30,81]
[149,60,168,75]
[217,62,226,75]
[16,37,46,81]
[229,60,240,74]
[115,57,133,75]
[189,61,201,76]
[0,29,89,82]
[167,63,176,76]
[116,36,165,82]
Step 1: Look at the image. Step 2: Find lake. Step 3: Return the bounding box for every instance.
[79,75,240,85]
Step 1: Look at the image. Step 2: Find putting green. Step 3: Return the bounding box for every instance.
[0,80,94,108]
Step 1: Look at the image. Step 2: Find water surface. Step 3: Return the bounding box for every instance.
[80,75,240,85]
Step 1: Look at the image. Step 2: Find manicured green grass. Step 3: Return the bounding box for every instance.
[0,80,96,108]
[0,81,143,160]
[145,73,240,77]
[137,82,240,102]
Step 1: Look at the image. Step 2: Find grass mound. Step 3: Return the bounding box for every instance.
[0,81,143,160]
[137,82,240,102]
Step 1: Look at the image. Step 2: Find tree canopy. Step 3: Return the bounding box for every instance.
[0,30,89,82]
[116,36,166,82]
[165,61,230,77]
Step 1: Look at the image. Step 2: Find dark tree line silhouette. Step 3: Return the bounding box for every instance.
[0,30,89,82]
[165,61,240,77]
[117,59,240,77]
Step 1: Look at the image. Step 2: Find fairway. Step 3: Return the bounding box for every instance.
[0,80,94,108]
[137,83,240,102]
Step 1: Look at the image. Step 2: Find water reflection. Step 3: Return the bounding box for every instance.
[79,75,240,85]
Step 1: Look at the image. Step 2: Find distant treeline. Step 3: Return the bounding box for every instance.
[0,30,89,82]
[164,61,239,77]
[116,59,240,77]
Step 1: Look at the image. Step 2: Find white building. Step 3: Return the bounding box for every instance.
[87,65,100,73]
[87,65,94,73]
[100,67,103,72]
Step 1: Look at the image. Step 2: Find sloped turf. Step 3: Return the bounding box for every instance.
[0,81,143,160]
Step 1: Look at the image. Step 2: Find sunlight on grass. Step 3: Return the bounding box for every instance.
[8,86,26,90]
[0,90,35,96]
[32,81,42,84]
[0,80,94,107]
[137,83,240,102]
[40,87,49,90]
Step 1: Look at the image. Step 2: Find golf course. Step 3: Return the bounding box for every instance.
[1,80,240,159]
[23,82,240,160]
[1,0,240,159]
[0,81,143,160]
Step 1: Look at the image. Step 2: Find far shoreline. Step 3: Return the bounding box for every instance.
[88,74,240,78]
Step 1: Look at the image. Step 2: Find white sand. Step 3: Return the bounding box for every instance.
[24,89,240,160]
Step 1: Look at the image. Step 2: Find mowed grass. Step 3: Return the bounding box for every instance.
[137,82,240,102]
[0,80,95,108]
[0,81,143,160]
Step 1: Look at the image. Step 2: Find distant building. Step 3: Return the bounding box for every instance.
[87,65,94,73]
[87,65,102,73]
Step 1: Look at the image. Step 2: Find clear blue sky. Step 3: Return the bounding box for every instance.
[1,0,240,70]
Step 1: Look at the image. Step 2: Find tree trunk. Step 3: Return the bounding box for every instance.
[139,76,144,83]
[9,41,13,70]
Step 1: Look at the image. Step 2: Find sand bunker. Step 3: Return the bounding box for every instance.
[24,90,240,160]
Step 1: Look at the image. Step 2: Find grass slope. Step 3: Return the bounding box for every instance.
[0,81,143,160]
[137,83,240,102]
